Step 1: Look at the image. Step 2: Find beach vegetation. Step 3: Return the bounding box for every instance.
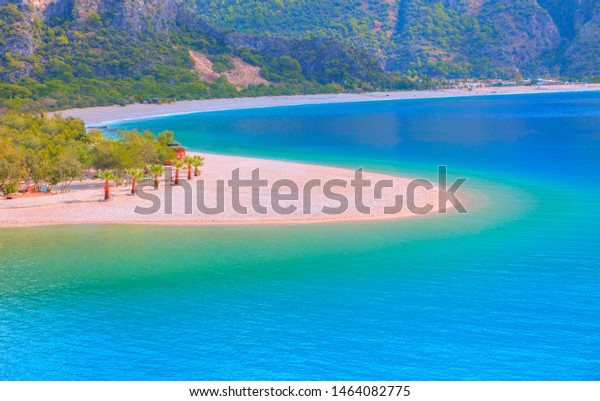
[150,164,165,190]
[184,156,195,180]
[97,169,115,201]
[191,156,205,177]
[91,129,176,188]
[172,160,185,186]
[2,181,18,195]
[113,174,124,187]
[0,138,26,194]
[127,168,144,195]
[0,111,89,193]
[0,111,179,197]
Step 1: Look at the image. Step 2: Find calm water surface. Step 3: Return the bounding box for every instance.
[1,93,599,380]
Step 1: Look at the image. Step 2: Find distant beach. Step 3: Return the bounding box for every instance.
[56,84,600,125]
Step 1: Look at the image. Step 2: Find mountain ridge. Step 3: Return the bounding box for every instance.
[0,0,598,111]
[1,0,395,110]
[195,0,600,77]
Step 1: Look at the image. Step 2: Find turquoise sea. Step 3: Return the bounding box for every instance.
[1,92,599,380]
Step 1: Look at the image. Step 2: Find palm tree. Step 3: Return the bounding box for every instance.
[172,159,184,185]
[98,170,115,201]
[191,155,205,177]
[184,156,195,180]
[124,168,134,187]
[150,164,164,190]
[113,174,123,187]
[128,169,144,194]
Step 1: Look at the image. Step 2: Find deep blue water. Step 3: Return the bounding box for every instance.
[1,92,599,380]
[111,92,600,184]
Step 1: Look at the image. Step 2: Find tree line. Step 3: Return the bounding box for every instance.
[0,111,189,196]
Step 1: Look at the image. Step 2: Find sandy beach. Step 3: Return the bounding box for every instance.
[0,152,480,227]
[56,84,600,125]
[8,85,595,227]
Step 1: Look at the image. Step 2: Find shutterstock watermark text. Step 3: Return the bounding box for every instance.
[134,166,467,216]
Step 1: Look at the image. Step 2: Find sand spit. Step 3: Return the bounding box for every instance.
[0,152,473,227]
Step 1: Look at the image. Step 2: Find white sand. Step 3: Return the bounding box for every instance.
[0,152,476,227]
[55,84,600,125]
[15,85,579,227]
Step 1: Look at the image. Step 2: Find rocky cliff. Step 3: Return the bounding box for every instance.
[383,0,564,76]
[0,0,195,33]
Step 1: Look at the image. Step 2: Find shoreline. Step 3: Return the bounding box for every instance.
[9,86,564,228]
[1,152,480,228]
[56,84,600,126]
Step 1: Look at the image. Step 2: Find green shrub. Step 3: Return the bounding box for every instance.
[3,181,18,195]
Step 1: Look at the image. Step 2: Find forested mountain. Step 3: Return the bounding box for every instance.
[0,0,398,110]
[0,0,598,110]
[196,0,600,78]
[538,0,600,75]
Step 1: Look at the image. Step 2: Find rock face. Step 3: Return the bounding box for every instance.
[0,1,38,80]
[392,0,563,76]
[0,0,72,20]
[538,0,600,75]
[0,0,389,111]
[563,10,600,75]
[0,0,195,83]
[0,0,193,33]
[481,0,561,67]
[72,0,191,35]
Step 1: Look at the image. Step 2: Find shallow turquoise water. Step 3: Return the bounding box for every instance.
[1,93,599,380]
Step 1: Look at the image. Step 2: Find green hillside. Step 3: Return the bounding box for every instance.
[1,0,599,111]
[195,0,600,78]
[0,0,409,111]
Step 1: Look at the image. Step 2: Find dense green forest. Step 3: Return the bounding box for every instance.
[0,1,423,112]
[195,0,398,59]
[0,3,235,110]
[0,0,598,112]
[196,0,600,79]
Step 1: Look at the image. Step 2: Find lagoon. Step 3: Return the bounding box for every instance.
[1,92,599,380]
